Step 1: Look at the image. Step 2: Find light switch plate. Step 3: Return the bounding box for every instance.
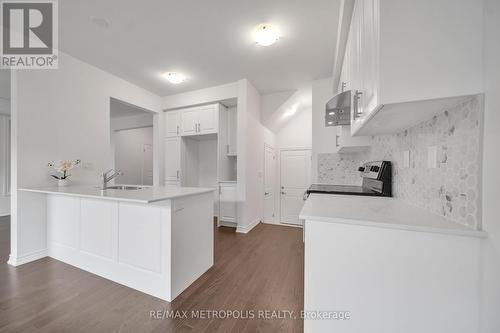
[402,150,410,168]
[428,146,438,169]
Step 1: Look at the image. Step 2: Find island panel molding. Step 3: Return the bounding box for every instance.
[17,188,215,302]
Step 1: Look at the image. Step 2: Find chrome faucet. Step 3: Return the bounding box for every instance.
[101,169,123,189]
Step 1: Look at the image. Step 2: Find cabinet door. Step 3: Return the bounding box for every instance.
[164,137,180,182]
[198,105,218,134]
[165,111,180,138]
[360,0,379,115]
[339,36,351,93]
[227,108,237,155]
[350,0,363,124]
[219,184,237,223]
[180,108,198,136]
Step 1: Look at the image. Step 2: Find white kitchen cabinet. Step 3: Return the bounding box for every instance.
[336,0,482,136]
[180,104,219,136]
[219,182,237,224]
[180,107,199,136]
[197,104,218,134]
[226,107,237,156]
[335,126,371,153]
[164,137,181,182]
[164,111,181,138]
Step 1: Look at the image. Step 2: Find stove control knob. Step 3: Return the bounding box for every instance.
[370,165,380,172]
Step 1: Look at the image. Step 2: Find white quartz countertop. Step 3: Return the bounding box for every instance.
[300,194,487,238]
[19,185,216,204]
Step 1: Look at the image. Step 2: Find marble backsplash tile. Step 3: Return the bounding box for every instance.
[318,96,483,228]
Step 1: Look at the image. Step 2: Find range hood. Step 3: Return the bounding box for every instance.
[325,90,351,126]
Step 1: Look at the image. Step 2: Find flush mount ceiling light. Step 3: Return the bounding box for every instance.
[163,72,186,84]
[254,24,280,46]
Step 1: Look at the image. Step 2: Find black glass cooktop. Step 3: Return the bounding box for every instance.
[306,184,382,196]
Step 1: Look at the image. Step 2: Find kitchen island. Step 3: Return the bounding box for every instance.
[19,185,215,302]
[300,193,486,333]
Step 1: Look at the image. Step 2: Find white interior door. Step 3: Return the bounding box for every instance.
[142,144,153,185]
[263,145,276,224]
[280,149,311,226]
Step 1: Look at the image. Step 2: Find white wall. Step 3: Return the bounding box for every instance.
[10,51,162,265]
[311,78,336,182]
[237,79,276,232]
[480,0,500,331]
[113,127,153,186]
[276,108,312,149]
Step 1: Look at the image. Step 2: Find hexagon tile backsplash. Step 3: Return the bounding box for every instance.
[318,95,483,229]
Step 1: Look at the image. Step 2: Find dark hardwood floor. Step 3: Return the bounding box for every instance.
[0,216,304,333]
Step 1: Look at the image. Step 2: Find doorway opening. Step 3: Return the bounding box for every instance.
[109,98,155,186]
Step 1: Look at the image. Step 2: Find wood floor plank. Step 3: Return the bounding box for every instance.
[0,216,304,332]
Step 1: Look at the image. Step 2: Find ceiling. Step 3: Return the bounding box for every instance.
[58,0,340,96]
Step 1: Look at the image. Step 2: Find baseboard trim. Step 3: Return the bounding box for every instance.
[7,249,48,266]
[218,221,237,228]
[236,219,261,234]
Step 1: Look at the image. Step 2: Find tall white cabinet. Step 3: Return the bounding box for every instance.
[163,103,238,226]
[164,137,181,185]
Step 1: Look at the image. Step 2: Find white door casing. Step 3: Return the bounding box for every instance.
[280,149,311,226]
[263,145,276,224]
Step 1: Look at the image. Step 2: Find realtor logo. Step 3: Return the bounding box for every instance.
[1,0,58,69]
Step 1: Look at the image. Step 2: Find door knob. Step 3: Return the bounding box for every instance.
[264,192,269,195]
[281,191,285,195]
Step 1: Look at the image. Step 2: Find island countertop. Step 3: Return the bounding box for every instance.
[19,185,216,204]
[300,193,487,238]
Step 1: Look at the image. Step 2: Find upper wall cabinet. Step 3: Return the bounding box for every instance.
[336,0,483,136]
[164,104,220,138]
[165,111,181,138]
[181,104,219,136]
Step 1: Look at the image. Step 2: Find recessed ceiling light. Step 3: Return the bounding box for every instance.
[328,121,333,125]
[163,72,186,84]
[254,24,280,46]
[329,111,335,115]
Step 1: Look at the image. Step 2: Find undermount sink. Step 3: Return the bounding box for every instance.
[104,185,143,190]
